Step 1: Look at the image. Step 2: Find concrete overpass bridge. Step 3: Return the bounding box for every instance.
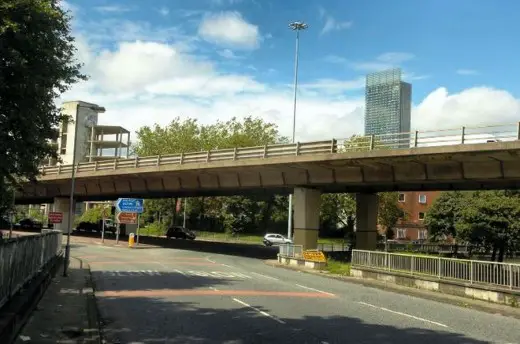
[18,123,520,250]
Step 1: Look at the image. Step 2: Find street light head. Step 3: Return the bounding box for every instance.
[289,21,308,31]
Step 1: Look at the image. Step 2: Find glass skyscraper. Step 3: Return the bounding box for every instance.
[364,68,411,143]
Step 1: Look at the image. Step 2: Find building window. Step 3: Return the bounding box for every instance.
[418,230,428,240]
[398,193,405,202]
[418,212,425,221]
[418,194,427,204]
[396,228,407,239]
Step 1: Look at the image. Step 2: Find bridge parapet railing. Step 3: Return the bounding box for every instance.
[39,122,520,176]
[0,231,63,310]
[352,249,520,290]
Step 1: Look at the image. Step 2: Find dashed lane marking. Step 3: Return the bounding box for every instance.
[232,298,286,324]
[295,284,335,297]
[357,301,448,328]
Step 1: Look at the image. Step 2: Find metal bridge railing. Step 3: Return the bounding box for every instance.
[38,122,520,176]
[352,250,520,290]
[0,231,63,309]
[279,244,304,258]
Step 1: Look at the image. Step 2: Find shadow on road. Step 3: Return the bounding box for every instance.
[95,296,492,344]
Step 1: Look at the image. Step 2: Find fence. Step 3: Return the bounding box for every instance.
[279,244,303,258]
[0,231,63,309]
[38,122,520,176]
[352,250,520,290]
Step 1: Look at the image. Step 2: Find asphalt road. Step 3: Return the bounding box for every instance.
[70,241,520,344]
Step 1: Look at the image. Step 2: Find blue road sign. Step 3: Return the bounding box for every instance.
[116,198,144,213]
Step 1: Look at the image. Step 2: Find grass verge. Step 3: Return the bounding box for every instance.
[325,259,351,275]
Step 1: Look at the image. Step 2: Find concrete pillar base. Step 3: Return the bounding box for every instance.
[355,193,378,250]
[53,197,75,233]
[293,187,321,250]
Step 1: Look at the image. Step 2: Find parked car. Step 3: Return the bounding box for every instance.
[76,220,116,234]
[263,233,292,246]
[18,218,43,231]
[166,226,196,240]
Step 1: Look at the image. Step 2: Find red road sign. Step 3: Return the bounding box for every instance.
[48,212,63,224]
[117,212,138,224]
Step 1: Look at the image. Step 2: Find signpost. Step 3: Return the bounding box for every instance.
[116,198,144,213]
[117,212,138,224]
[116,198,144,246]
[48,212,63,224]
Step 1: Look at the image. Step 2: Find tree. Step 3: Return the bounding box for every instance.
[320,194,355,237]
[378,192,405,239]
[456,191,520,262]
[134,116,287,234]
[424,191,467,242]
[0,0,86,216]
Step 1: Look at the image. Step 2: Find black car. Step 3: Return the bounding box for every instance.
[166,226,196,240]
[18,218,43,230]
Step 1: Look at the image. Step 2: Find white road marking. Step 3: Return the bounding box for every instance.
[205,256,217,264]
[295,284,335,297]
[232,298,286,324]
[174,269,190,278]
[209,287,219,291]
[251,272,279,281]
[357,301,448,328]
[221,264,234,268]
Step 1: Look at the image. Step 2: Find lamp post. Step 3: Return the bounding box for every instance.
[63,103,105,277]
[287,21,308,240]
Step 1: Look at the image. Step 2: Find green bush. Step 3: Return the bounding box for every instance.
[141,221,168,236]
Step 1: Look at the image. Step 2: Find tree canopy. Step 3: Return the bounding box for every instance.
[0,0,85,216]
[425,191,520,261]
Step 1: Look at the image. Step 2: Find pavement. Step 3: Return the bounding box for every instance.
[15,257,100,343]
[13,236,520,343]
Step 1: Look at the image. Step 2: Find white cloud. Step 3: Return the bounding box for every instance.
[413,87,520,131]
[218,49,241,59]
[352,52,415,72]
[319,7,352,35]
[198,12,260,49]
[94,5,132,13]
[456,69,479,75]
[158,7,170,16]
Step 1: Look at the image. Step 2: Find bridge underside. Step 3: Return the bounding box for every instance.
[16,147,520,204]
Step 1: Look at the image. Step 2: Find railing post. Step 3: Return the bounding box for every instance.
[233,148,237,160]
[461,126,465,144]
[94,161,98,171]
[114,159,118,170]
[134,156,139,168]
[438,257,442,279]
[58,165,61,174]
[369,135,375,150]
[517,122,520,140]
[156,155,161,166]
[411,256,415,275]
[263,145,268,158]
[41,166,45,175]
[295,142,300,155]
[367,251,371,266]
[414,131,419,148]
[385,252,389,270]
[510,264,513,290]
[470,261,473,284]
[331,139,337,153]
[180,152,184,164]
[206,150,210,163]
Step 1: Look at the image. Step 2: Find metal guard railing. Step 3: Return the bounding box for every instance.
[352,250,520,290]
[279,244,303,258]
[0,231,63,309]
[38,122,520,176]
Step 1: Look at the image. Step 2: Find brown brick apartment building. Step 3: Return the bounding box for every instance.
[394,191,441,241]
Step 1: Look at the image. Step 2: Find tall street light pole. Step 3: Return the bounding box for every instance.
[63,103,105,277]
[287,21,308,240]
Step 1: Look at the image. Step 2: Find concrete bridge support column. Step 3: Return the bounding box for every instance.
[52,197,75,233]
[293,187,321,250]
[355,193,379,250]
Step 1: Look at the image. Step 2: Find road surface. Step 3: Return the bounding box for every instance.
[71,241,520,343]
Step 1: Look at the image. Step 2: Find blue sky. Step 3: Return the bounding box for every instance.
[62,0,520,141]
